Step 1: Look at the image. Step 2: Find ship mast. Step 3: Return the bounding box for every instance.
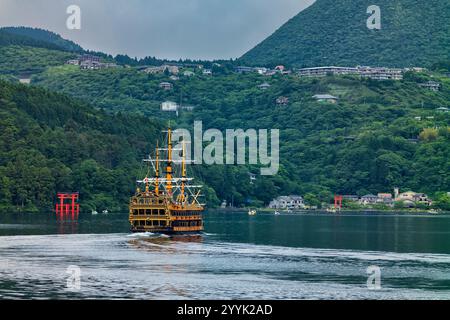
[166,127,173,194]
[155,141,160,195]
[180,140,187,204]
[138,126,204,206]
[145,154,150,193]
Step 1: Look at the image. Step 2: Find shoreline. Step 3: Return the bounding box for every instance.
[209,207,450,215]
[1,208,448,216]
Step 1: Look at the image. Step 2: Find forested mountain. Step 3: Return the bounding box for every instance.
[0,80,164,213]
[0,27,83,52]
[0,29,63,52]
[240,0,450,68]
[29,61,450,209]
[0,23,449,212]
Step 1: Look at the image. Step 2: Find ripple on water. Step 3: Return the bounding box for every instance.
[0,233,449,299]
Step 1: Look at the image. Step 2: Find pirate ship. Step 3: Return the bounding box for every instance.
[129,127,204,234]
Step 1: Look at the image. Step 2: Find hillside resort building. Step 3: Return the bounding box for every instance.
[297,66,404,80]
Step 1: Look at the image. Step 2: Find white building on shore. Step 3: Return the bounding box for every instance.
[269,196,305,210]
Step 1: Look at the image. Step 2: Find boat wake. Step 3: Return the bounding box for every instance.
[126,232,169,239]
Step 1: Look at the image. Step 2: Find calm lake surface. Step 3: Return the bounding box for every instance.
[0,211,449,299]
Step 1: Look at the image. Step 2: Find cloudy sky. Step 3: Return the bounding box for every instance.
[0,0,315,60]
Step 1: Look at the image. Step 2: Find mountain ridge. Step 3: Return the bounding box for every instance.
[240,0,450,68]
[0,26,83,52]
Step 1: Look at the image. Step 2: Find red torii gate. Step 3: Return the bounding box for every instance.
[55,193,79,220]
[334,195,343,209]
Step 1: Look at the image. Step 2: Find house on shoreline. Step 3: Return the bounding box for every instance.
[343,188,431,207]
[394,189,432,207]
[269,196,305,210]
[359,194,378,205]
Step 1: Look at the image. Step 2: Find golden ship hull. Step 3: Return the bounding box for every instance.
[129,193,204,234]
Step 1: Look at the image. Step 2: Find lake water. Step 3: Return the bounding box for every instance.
[0,211,449,299]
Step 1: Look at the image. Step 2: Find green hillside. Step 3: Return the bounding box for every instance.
[0,29,63,51]
[0,45,75,76]
[0,29,80,77]
[0,80,163,213]
[0,28,449,212]
[240,0,450,68]
[29,58,450,209]
[0,27,83,52]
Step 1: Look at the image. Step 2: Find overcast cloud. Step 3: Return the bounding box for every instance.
[0,0,315,60]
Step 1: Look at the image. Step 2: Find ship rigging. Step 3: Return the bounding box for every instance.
[129,127,205,234]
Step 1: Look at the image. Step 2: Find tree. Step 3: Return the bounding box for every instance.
[304,193,320,207]
[432,193,450,211]
[419,128,439,142]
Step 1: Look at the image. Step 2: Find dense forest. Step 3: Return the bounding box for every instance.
[0,27,449,212]
[16,56,450,210]
[0,80,165,213]
[0,27,83,52]
[241,0,450,68]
